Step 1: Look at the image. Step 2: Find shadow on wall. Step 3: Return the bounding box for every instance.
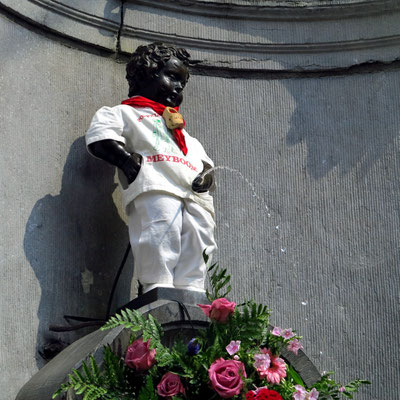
[101,1,121,37]
[285,74,398,179]
[24,137,132,368]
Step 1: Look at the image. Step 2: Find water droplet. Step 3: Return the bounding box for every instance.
[305,318,308,321]
[319,351,323,355]
[281,247,286,253]
[301,301,307,306]
[275,225,279,230]
[267,213,271,218]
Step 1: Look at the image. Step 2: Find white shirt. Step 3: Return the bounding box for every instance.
[86,104,215,218]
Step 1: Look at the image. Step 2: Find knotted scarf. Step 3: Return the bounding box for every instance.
[121,96,188,155]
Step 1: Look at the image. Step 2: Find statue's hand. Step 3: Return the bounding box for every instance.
[120,153,142,184]
[192,163,215,193]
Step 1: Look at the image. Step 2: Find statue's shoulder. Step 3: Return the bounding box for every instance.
[95,104,142,120]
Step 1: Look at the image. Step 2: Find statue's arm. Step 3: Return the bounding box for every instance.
[88,140,142,184]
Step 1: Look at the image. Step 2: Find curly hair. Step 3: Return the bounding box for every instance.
[126,42,191,97]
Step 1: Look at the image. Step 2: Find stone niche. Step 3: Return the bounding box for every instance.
[1,0,399,71]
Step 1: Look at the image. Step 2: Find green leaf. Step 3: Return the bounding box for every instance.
[343,393,353,399]
[73,369,85,383]
[287,365,305,386]
[101,307,145,332]
[76,385,86,395]
[203,249,209,264]
[52,388,62,399]
[82,361,95,384]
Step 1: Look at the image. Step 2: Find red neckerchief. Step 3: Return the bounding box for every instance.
[121,96,188,155]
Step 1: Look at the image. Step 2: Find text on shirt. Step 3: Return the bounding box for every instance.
[146,154,197,172]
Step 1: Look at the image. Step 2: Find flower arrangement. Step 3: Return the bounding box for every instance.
[53,257,369,400]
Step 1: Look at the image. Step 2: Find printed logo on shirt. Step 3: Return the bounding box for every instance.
[146,154,197,172]
[152,118,180,155]
[137,113,159,122]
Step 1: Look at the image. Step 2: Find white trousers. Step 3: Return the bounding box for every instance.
[127,192,217,293]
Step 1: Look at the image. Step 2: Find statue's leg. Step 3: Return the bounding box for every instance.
[174,199,217,292]
[127,192,184,293]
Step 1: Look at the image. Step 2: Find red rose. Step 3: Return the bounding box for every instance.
[157,372,185,398]
[124,338,156,371]
[247,388,283,400]
[198,298,236,323]
[208,357,246,398]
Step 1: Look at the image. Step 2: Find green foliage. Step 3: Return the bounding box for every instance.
[142,314,163,343]
[53,356,109,399]
[101,308,145,333]
[276,378,300,400]
[313,373,371,399]
[234,301,271,343]
[286,365,305,387]
[102,347,126,391]
[204,250,231,301]
[53,347,138,400]
[138,375,157,400]
[102,308,164,352]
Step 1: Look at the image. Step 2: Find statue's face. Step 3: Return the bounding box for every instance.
[145,57,189,107]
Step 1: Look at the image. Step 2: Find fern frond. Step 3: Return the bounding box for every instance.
[81,385,108,400]
[82,361,95,384]
[155,344,174,367]
[101,308,145,332]
[90,356,101,382]
[142,314,163,343]
[206,263,232,301]
[103,346,125,390]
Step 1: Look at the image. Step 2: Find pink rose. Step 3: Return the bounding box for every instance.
[157,372,185,398]
[124,338,156,371]
[198,298,236,323]
[209,357,246,398]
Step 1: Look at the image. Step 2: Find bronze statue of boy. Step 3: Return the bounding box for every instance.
[86,42,216,294]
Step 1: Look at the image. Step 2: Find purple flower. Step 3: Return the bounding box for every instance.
[309,388,319,399]
[339,386,345,393]
[283,328,295,339]
[272,326,283,336]
[226,340,241,356]
[293,385,307,400]
[187,338,199,355]
[253,351,271,372]
[287,339,304,355]
[292,386,319,400]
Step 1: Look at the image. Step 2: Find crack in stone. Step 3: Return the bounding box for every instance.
[116,0,126,55]
[191,57,400,79]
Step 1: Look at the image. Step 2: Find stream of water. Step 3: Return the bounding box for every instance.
[200,165,272,218]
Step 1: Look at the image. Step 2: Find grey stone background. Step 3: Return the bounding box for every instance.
[0,1,399,399]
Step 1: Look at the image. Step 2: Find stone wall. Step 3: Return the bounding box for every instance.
[0,1,399,399]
